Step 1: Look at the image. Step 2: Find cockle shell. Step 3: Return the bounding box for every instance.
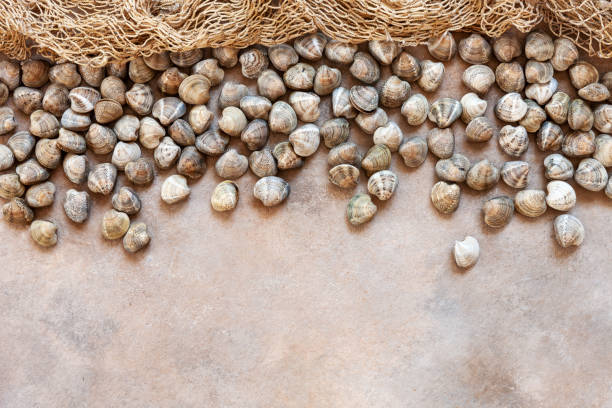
[178,74,211,105]
[562,130,596,157]
[545,92,570,124]
[347,193,377,226]
[123,222,150,253]
[462,64,494,95]
[161,174,190,204]
[212,47,239,68]
[240,96,272,120]
[249,148,277,178]
[546,180,576,211]
[211,181,239,212]
[125,84,154,115]
[367,170,398,201]
[143,51,171,71]
[273,141,303,170]
[350,52,380,84]
[288,91,320,122]
[114,115,140,142]
[87,163,117,195]
[498,125,528,157]
[349,85,378,113]
[215,149,248,179]
[501,160,529,189]
[594,104,612,133]
[283,63,315,90]
[399,136,428,168]
[593,134,612,166]
[578,83,610,103]
[63,189,90,223]
[551,38,579,71]
[361,144,391,176]
[241,119,268,151]
[514,189,547,217]
[553,214,584,248]
[428,98,462,128]
[168,119,196,146]
[493,34,522,62]
[294,33,327,61]
[427,31,457,61]
[460,92,487,123]
[525,79,558,105]
[16,159,49,185]
[482,196,514,228]
[112,186,141,215]
[373,121,403,152]
[101,209,130,240]
[195,130,229,156]
[418,60,444,92]
[431,181,460,214]
[519,100,546,133]
[2,198,33,224]
[21,59,49,88]
[525,31,554,61]
[392,52,421,81]
[49,63,81,89]
[257,69,286,101]
[169,49,203,67]
[63,154,88,184]
[536,121,564,152]
[435,154,470,183]
[569,61,598,90]
[328,142,362,167]
[35,138,62,169]
[378,75,410,108]
[7,131,35,161]
[25,181,55,208]
[69,86,100,113]
[124,158,155,185]
[86,124,117,155]
[269,44,299,71]
[494,93,527,123]
[289,124,320,157]
[177,147,205,179]
[495,62,525,93]
[466,159,499,190]
[574,158,608,191]
[0,144,14,171]
[314,65,342,96]
[254,176,290,206]
[458,34,491,64]
[152,97,186,126]
[154,137,181,169]
[269,101,297,135]
[331,87,357,119]
[128,57,155,83]
[191,58,224,86]
[320,118,350,148]
[0,173,25,199]
[30,220,57,247]
[401,94,429,126]
[111,142,141,170]
[544,154,574,180]
[30,110,59,138]
[325,40,358,65]
[453,236,479,268]
[328,164,360,189]
[219,81,248,109]
[158,67,187,95]
[14,87,43,115]
[427,127,454,159]
[465,116,495,143]
[525,60,554,84]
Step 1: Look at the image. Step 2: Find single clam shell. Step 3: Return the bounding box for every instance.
[16,159,49,185]
[0,173,25,199]
[168,119,196,146]
[328,164,360,189]
[161,174,190,204]
[86,124,117,155]
[355,108,388,135]
[495,62,525,93]
[465,116,495,143]
[401,94,429,126]
[482,196,514,228]
[0,60,20,90]
[545,92,570,124]
[125,158,155,185]
[458,34,491,64]
[567,99,594,131]
[212,47,239,68]
[501,161,529,189]
[177,146,205,179]
[350,52,380,84]
[574,158,608,191]
[30,220,58,247]
[269,101,297,135]
[544,154,574,180]
[373,121,403,152]
[0,82,8,105]
[593,104,612,133]
[253,176,290,206]
[283,63,315,91]
[35,138,62,169]
[112,186,141,215]
[211,181,239,212]
[2,197,34,224]
[427,127,454,159]
[240,96,272,120]
[417,60,444,93]
[378,75,411,109]
[519,100,546,133]
[367,170,398,201]
[154,137,181,169]
[14,87,43,115]
[128,57,155,83]
[320,118,350,148]
[215,149,248,179]
[593,134,612,166]
[30,109,59,138]
[187,105,213,134]
[219,81,249,109]
[536,121,564,152]
[63,154,88,184]
[525,31,554,61]
[435,154,471,183]
[195,130,229,156]
[325,40,358,65]
[514,189,547,217]
[63,189,90,223]
[493,34,522,62]
[399,136,428,168]
[289,124,320,157]
[431,181,460,214]
[7,131,35,161]
[49,63,81,89]
[125,84,154,115]
[525,79,558,105]
[0,144,14,171]
[69,86,100,113]
[331,87,357,119]
[111,141,142,171]
[347,193,377,226]
[349,85,378,113]
[551,38,579,71]
[562,130,596,157]
[139,117,165,149]
[314,65,342,96]
[269,44,299,71]
[114,115,140,142]
[427,31,457,61]
[87,163,117,195]
[21,59,49,88]
[498,125,529,157]
[102,209,130,240]
[545,180,576,211]
[152,97,187,126]
[143,51,171,71]
[158,67,187,95]
[392,52,421,82]
[553,214,584,248]
[106,62,128,78]
[192,58,224,86]
[178,74,211,105]
[494,93,527,123]
[328,142,362,167]
[169,49,203,67]
[94,99,123,124]
[361,144,391,176]
[453,236,479,268]
[294,33,327,61]
[602,73,612,102]
[569,61,598,90]
[525,60,554,84]
[368,40,400,65]
[462,64,494,95]
[466,159,499,191]
[241,119,269,151]
[257,69,286,101]
[123,222,150,253]
[249,148,277,178]
[428,98,462,128]
[578,83,610,103]
[288,91,320,122]
[273,141,303,170]
[460,93,486,123]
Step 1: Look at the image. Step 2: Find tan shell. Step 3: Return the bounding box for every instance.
[525,31,554,61]
[544,154,574,180]
[482,196,514,228]
[106,62,127,78]
[525,60,554,84]
[170,49,203,67]
[331,87,357,119]
[143,51,171,71]
[283,63,315,91]
[240,96,272,120]
[241,119,268,151]
[87,163,117,195]
[154,137,181,169]
[63,154,88,184]
[211,181,239,212]
[313,65,341,96]
[399,136,428,168]
[215,149,248,179]
[519,100,546,133]
[76,65,106,87]
[427,127,454,159]
[254,176,290,207]
[35,138,62,169]
[494,93,527,123]
[594,104,612,133]
[367,170,398,201]
[161,174,190,204]
[273,141,303,170]
[328,164,360,189]
[30,110,59,138]
[112,186,141,215]
[125,158,155,185]
[465,116,495,143]
[431,181,460,214]
[101,209,130,240]
[178,74,211,105]
[551,38,579,71]
[458,34,491,64]
[574,158,608,191]
[350,52,380,84]
[536,121,564,152]
[86,124,117,155]
[158,67,187,95]
[49,63,81,89]
[568,99,594,132]
[0,173,25,199]
[268,44,299,71]
[460,92,486,123]
[218,107,247,137]
[2,197,33,224]
[249,148,277,178]
[462,64,494,95]
[177,146,205,179]
[602,73,612,102]
[361,144,391,176]
[114,115,140,142]
[466,159,499,190]
[123,222,151,253]
[427,31,457,61]
[14,87,43,115]
[495,62,525,93]
[25,181,55,208]
[325,40,358,65]
[125,84,154,115]
[593,134,612,166]
[525,79,558,105]
[347,193,377,226]
[578,83,610,103]
[435,153,470,183]
[355,108,388,135]
[139,117,165,149]
[349,85,378,113]
[269,101,297,135]
[21,59,49,88]
[289,124,320,157]
[294,33,327,61]
[417,60,445,93]
[378,75,410,109]
[30,220,58,247]
[428,98,462,128]
[498,125,528,157]
[514,189,547,217]
[401,93,429,126]
[0,60,19,90]
[212,47,239,68]
[168,119,195,149]
[128,57,155,83]
[63,189,90,223]
[0,83,8,105]
[368,40,400,65]
[569,61,598,90]
[192,59,224,86]
[553,214,584,248]
[545,180,576,211]
[94,99,123,124]
[454,236,479,268]
[42,84,70,117]
[7,131,35,161]
[392,51,421,82]
[289,92,320,122]
[320,118,349,148]
[501,160,529,189]
[0,144,14,171]
[373,121,403,152]
[219,81,248,109]
[111,141,141,170]
[16,159,49,185]
[257,69,286,101]
[544,92,570,124]
[493,34,522,62]
[328,142,362,167]
[68,86,100,113]
[152,97,186,126]
[195,130,229,156]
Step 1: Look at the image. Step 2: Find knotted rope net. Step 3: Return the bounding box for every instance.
[0,0,610,66]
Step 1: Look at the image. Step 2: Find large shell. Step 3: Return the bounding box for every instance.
[94,99,123,124]
[361,144,391,176]
[170,49,204,67]
[574,158,608,191]
[80,64,105,86]
[460,93,487,123]
[0,144,14,170]
[428,98,462,128]
[536,121,564,152]
[14,87,43,115]
[331,87,357,119]
[431,181,460,214]
[325,40,358,65]
[328,164,360,189]
[465,116,495,143]
[578,83,610,103]
[0,173,25,199]
[112,186,141,215]
[16,159,49,185]
[241,119,268,151]
[320,118,349,148]
[401,93,429,126]
[545,180,576,211]
[41,84,69,116]
[350,52,380,84]
[25,181,55,208]
[195,130,229,156]
[69,86,100,113]
[253,176,290,206]
[553,214,584,248]
[257,69,286,101]
[154,137,181,169]
[215,149,248,179]
[349,85,378,113]
[466,159,499,190]
[462,64,494,95]
[328,142,362,167]
[102,209,130,240]
[269,101,297,135]
[453,236,479,268]
[30,220,58,247]
[125,158,155,185]
[501,160,529,189]
[125,84,154,115]
[249,148,277,178]
[417,60,444,92]
[283,63,315,90]
[35,138,62,169]
[435,153,470,183]
[518,100,546,133]
[211,181,239,212]
[495,62,525,93]
[314,65,342,96]
[525,60,554,84]
[60,108,91,132]
[494,93,527,123]
[128,57,155,83]
[123,222,150,253]
[367,170,398,201]
[212,47,239,68]
[158,67,187,95]
[21,59,49,88]
[355,107,388,135]
[551,38,579,71]
[569,61,598,90]
[378,75,410,109]
[114,115,140,142]
[49,63,81,89]
[63,154,88,184]
[525,79,558,105]
[30,110,59,138]
[100,76,127,104]
[567,99,594,131]
[288,91,320,122]
[593,134,612,166]
[2,198,34,224]
[192,58,224,86]
[269,44,299,71]
[0,60,20,90]
[273,141,303,170]
[392,52,421,82]
[594,104,612,133]
[63,189,90,223]
[525,31,554,61]
[427,127,454,159]
[161,174,190,204]
[139,117,165,149]
[152,97,187,126]
[427,31,457,61]
[493,34,522,62]
[177,146,205,179]
[7,131,35,161]
[346,193,377,226]
[294,33,327,61]
[482,196,514,228]
[143,51,171,71]
[544,154,574,180]
[178,74,211,105]
[289,124,320,157]
[86,124,117,155]
[111,141,141,170]
[168,119,196,146]
[545,92,570,124]
[458,34,491,64]
[498,125,529,157]
[87,163,117,195]
[240,96,272,120]
[373,121,403,152]
[562,130,596,157]
[219,81,248,109]
[399,136,428,168]
[514,189,547,217]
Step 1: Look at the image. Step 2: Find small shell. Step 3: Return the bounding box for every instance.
[0,144,14,170]
[355,108,388,135]
[373,121,403,152]
[331,87,357,119]
[125,84,154,115]
[178,74,211,105]
[544,92,570,124]
[498,125,528,157]
[536,121,564,152]
[346,193,377,226]
[106,62,128,78]
[215,149,248,179]
[212,47,239,68]
[578,83,610,103]
[63,189,90,223]
[30,220,57,247]
[594,104,612,133]
[462,65,494,95]
[289,91,320,122]
[254,176,290,207]
[460,93,486,124]
[152,97,187,126]
[94,99,123,124]
[544,154,574,180]
[30,110,60,138]
[519,100,546,133]
[428,98,462,128]
[501,161,529,189]
[392,52,421,82]
[553,214,584,248]
[87,163,117,195]
[283,63,315,90]
[2,197,33,224]
[158,67,187,95]
[161,174,190,204]
[241,119,268,151]
[525,60,554,84]
[349,85,378,113]
[367,170,398,200]
[325,41,358,65]
[16,159,49,185]
[545,180,576,211]
[102,209,130,240]
[320,118,350,148]
[495,62,525,93]
[195,130,229,156]
[269,44,299,71]
[551,38,579,71]
[168,119,195,146]
[417,60,444,93]
[593,134,612,166]
[269,101,297,135]
[361,144,391,176]
[514,189,547,217]
[112,186,141,215]
[465,116,495,143]
[211,181,239,212]
[217,107,247,138]
[294,33,327,61]
[25,181,55,208]
[328,164,360,189]
[401,94,429,126]
[257,70,286,101]
[289,124,320,157]
[328,142,362,167]
[35,138,62,169]
[466,159,499,190]
[42,84,70,117]
[111,141,141,170]
[219,81,248,109]
[368,41,400,65]
[453,236,479,268]
[458,34,491,64]
[249,148,277,178]
[125,158,155,185]
[435,154,471,183]
[525,79,558,105]
[68,86,100,113]
[273,141,303,170]
[493,34,522,62]
[128,58,155,83]
[86,124,117,155]
[177,146,205,179]
[574,158,608,191]
[494,93,527,123]
[143,52,171,71]
[569,61,598,90]
[21,59,49,88]
[399,136,428,168]
[482,196,514,228]
[192,59,224,87]
[0,173,25,199]
[431,181,460,214]
[427,31,457,61]
[427,127,454,159]
[7,131,35,161]
[240,96,272,120]
[139,117,165,149]
[562,130,596,157]
[0,60,19,90]
[170,49,204,67]
[378,75,410,109]
[14,87,43,115]
[114,115,140,142]
[123,222,150,253]
[63,154,89,184]
[313,65,341,96]
[525,31,554,61]
[154,137,181,169]
[49,63,81,89]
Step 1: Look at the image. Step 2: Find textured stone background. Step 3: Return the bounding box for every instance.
[1,30,611,407]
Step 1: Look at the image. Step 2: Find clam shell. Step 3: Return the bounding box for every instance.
[21,59,49,88]
[35,138,62,169]
[257,70,286,101]
[102,209,130,240]
[378,75,410,109]
[25,181,55,208]
[525,60,554,84]
[435,154,470,183]
[569,61,598,90]
[314,65,342,96]
[288,91,320,122]
[574,158,608,191]
[177,146,205,179]
[373,121,403,152]
[493,34,522,62]
[525,79,558,105]
[49,63,81,89]
[551,38,579,71]
[453,236,479,268]
[63,189,90,223]
[269,101,297,135]
[462,64,494,95]
[431,181,460,214]
[328,164,360,189]
[139,117,165,149]
[331,87,357,119]
[544,154,574,180]
[112,186,141,215]
[212,47,239,68]
[269,44,299,71]
[518,100,546,133]
[361,144,391,176]
[211,181,239,212]
[111,141,141,170]
[152,97,187,126]
[427,31,457,61]
[192,58,224,86]
[553,214,584,248]
[63,154,88,184]
[460,93,487,123]
[69,86,100,113]
[325,41,358,65]
[427,127,454,159]
[294,33,327,61]
[545,92,570,124]
[253,176,290,206]
[219,81,248,109]
[123,222,150,253]
[178,74,211,105]
[289,124,320,157]
[495,62,525,93]
[273,141,303,170]
[249,148,277,178]
[392,52,421,82]
[498,125,528,157]
[545,180,576,211]
[328,142,362,167]
[0,60,20,90]
[169,49,203,67]
[16,159,49,185]
[154,137,181,169]
[367,170,398,201]
[2,197,33,224]
[494,93,527,123]
[501,161,529,189]
[283,63,315,91]
[347,193,377,226]
[30,110,59,138]
[525,31,554,61]
[417,60,444,93]
[86,124,117,155]
[128,57,155,83]
[30,220,58,247]
[368,40,400,65]
[514,189,547,217]
[195,130,229,156]
[158,67,187,95]
[562,130,596,157]
[161,174,190,204]
[593,104,612,133]
[0,143,14,171]
[168,119,196,146]
[578,83,610,103]
[320,118,350,148]
[106,62,128,78]
[143,51,171,71]
[241,119,269,151]
[0,173,25,199]
[593,134,612,167]
[125,158,155,185]
[466,159,499,191]
[350,52,380,84]
[458,34,491,64]
[399,136,428,168]
[536,121,564,152]
[215,149,248,179]
[87,163,117,195]
[94,99,123,124]
[349,85,379,113]
[114,115,140,142]
[7,131,35,161]
[125,84,154,115]
[428,98,462,128]
[482,196,514,228]
[465,116,495,143]
[14,87,43,115]
[568,99,594,131]
[240,96,272,120]
[0,83,7,105]
[355,106,387,135]
[401,94,429,126]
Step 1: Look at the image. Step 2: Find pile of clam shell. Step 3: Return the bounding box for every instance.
[0,30,610,261]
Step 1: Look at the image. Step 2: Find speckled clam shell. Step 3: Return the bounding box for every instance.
[466,159,499,191]
[240,96,272,120]
[401,94,429,126]
[269,101,297,135]
[361,144,391,176]
[241,119,269,151]
[112,186,141,215]
[498,125,529,157]
[314,65,341,96]
[525,79,557,105]
[453,236,479,268]
[514,189,547,218]
[125,158,155,185]
[569,61,598,90]
[494,93,527,123]
[22,59,49,88]
[2,197,33,224]
[328,164,360,189]
[567,99,594,131]
[86,124,117,155]
[253,176,290,207]
[482,196,514,228]
[544,154,574,180]
[367,170,398,201]
[435,154,470,183]
[593,134,612,167]
[427,31,457,61]
[392,52,421,82]
[125,84,154,115]
[14,87,43,115]
[545,180,576,211]
[195,130,229,156]
[428,98,462,128]
[460,93,487,124]
[7,131,35,161]
[378,75,410,109]
[257,69,286,101]
[101,209,130,240]
[269,44,299,71]
[417,60,444,93]
[355,108,388,135]
[551,38,578,71]
[462,64,494,95]
[593,104,612,133]
[178,146,206,180]
[63,154,88,184]
[294,33,327,61]
[123,222,150,253]
[211,181,239,212]
[350,52,380,84]
[578,83,610,103]
[574,158,608,191]
[519,100,546,133]
[288,91,320,122]
[545,92,570,124]
[35,138,62,169]
[212,47,239,68]
[114,115,140,142]
[16,159,49,185]
[30,109,59,138]
[215,149,248,179]
[458,34,491,64]
[328,142,362,168]
[553,214,584,248]
[493,34,522,62]
[30,220,58,247]
[87,163,117,195]
[325,40,358,65]
[500,161,529,189]
[525,31,554,61]
[0,60,20,90]
[153,137,180,170]
[399,136,428,168]
[331,87,357,119]
[525,60,554,84]
[347,193,377,226]
[161,174,190,204]
[63,189,90,223]
[373,121,403,152]
[152,97,186,126]
[495,62,525,93]
[431,181,460,214]
[465,116,495,143]
[0,173,25,200]
[289,124,320,157]
[68,86,100,113]
[536,121,564,152]
[94,99,123,124]
[249,148,277,178]
[562,130,596,157]
[283,63,315,91]
[427,127,454,159]
[168,119,195,147]
[49,63,81,89]
[273,141,303,170]
[368,40,400,65]
[320,118,350,148]
[349,85,378,113]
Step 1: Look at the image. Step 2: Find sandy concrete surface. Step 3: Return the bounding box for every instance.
[1,31,611,407]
